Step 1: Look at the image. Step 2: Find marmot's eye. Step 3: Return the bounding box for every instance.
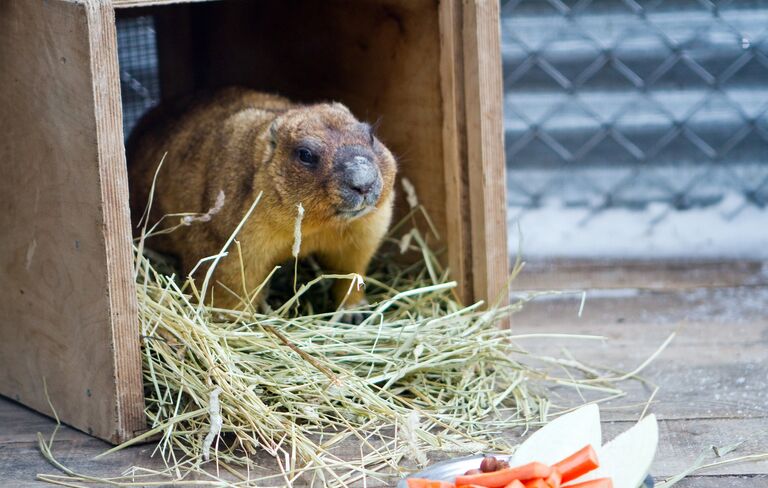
[296,147,318,167]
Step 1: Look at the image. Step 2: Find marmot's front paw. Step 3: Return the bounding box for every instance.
[340,310,366,325]
[332,298,369,325]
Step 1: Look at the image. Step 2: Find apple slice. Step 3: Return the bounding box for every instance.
[564,414,658,488]
[512,404,602,467]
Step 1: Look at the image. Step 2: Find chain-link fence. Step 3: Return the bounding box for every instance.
[501,0,768,257]
[117,15,160,139]
[502,0,768,210]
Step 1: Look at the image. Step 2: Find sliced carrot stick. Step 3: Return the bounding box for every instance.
[406,480,455,488]
[428,482,455,488]
[562,478,613,488]
[455,462,552,487]
[552,445,599,483]
[545,469,562,488]
[503,481,525,488]
[523,479,548,488]
[407,479,431,488]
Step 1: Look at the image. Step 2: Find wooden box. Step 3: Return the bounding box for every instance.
[0,0,507,443]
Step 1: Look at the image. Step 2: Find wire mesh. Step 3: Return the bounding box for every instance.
[501,0,768,215]
[116,15,160,139]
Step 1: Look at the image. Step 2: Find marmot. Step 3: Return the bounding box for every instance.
[127,87,397,315]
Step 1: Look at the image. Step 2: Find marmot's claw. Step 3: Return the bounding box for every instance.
[339,310,366,325]
[332,298,369,325]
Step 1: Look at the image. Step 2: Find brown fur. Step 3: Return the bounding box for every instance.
[128,87,397,310]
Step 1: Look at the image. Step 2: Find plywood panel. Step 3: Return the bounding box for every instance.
[0,0,144,443]
[439,0,473,303]
[462,0,510,310]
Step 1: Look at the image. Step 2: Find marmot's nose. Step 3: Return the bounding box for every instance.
[345,156,377,195]
[335,146,382,209]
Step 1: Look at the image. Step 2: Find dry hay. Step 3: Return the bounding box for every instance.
[37,183,656,487]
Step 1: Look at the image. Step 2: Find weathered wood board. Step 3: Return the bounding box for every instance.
[511,285,768,421]
[512,259,768,291]
[0,0,144,443]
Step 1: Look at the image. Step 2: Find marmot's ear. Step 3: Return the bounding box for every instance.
[331,102,352,114]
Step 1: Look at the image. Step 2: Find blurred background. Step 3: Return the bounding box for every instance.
[116,0,768,289]
[500,0,768,262]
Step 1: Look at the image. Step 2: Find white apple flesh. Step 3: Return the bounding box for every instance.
[511,404,601,467]
[563,414,658,488]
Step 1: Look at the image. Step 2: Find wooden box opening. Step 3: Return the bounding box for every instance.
[1,0,506,445]
[116,0,509,320]
[118,0,469,290]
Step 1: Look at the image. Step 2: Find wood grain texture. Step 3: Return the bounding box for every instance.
[0,0,144,444]
[439,0,473,303]
[512,259,768,291]
[662,477,768,488]
[86,0,145,444]
[462,0,510,310]
[511,285,768,421]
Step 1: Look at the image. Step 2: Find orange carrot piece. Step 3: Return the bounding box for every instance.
[503,481,525,488]
[407,479,431,488]
[562,478,613,488]
[545,469,562,488]
[523,479,548,488]
[406,480,455,488]
[455,462,552,487]
[552,445,599,483]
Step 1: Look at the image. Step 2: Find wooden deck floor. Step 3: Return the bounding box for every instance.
[2,266,767,486]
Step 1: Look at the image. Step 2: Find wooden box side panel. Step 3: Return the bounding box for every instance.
[439,0,473,302]
[462,0,509,308]
[439,0,509,307]
[0,0,144,443]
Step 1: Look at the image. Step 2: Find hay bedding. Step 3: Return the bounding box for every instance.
[37,182,643,487]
